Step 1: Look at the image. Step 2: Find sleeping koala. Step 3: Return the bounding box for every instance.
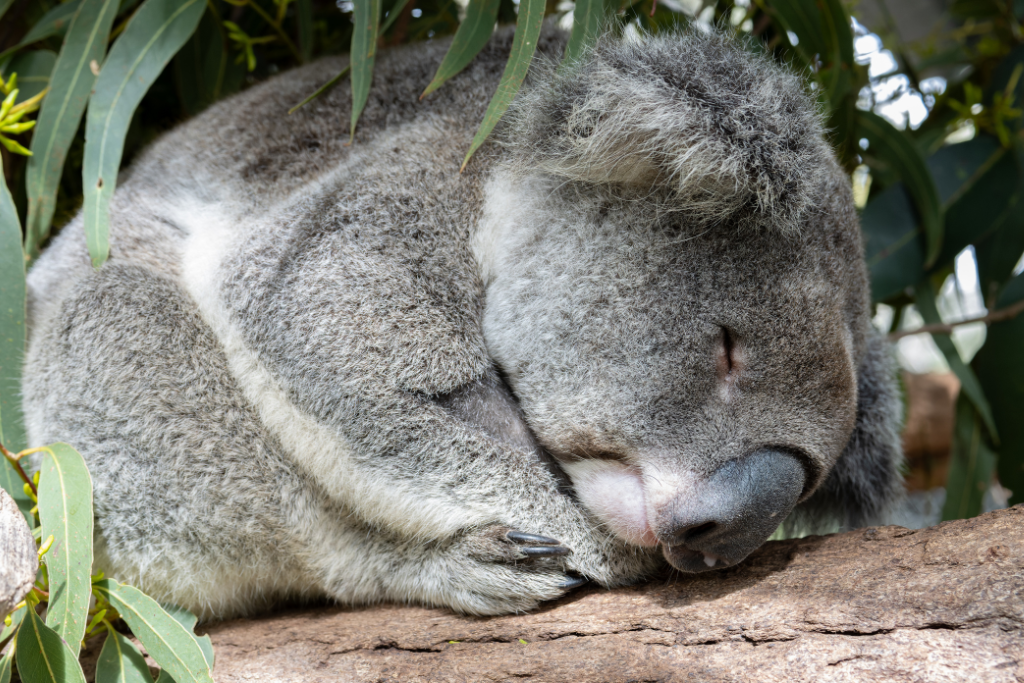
[22,26,903,618]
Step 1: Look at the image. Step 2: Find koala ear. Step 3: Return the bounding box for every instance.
[789,332,906,533]
[504,30,834,232]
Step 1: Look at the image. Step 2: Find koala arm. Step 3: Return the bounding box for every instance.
[178,195,657,588]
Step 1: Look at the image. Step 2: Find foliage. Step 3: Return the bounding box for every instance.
[0,444,215,682]
[0,1,1021,667]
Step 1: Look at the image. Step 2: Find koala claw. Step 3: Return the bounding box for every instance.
[505,529,571,559]
[520,545,571,558]
[505,530,562,546]
[556,575,588,590]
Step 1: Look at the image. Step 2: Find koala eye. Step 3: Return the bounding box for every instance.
[716,327,742,389]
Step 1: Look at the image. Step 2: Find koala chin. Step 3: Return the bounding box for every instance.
[21,25,904,619]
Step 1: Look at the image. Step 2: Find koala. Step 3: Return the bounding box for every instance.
[21,25,903,619]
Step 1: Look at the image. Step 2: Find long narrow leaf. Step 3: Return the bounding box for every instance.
[24,0,120,259]
[857,111,944,268]
[94,581,214,683]
[461,0,546,170]
[421,0,501,98]
[941,394,997,521]
[38,443,94,656]
[0,166,29,519]
[0,1,83,64]
[915,280,999,443]
[350,0,381,140]
[2,51,58,101]
[297,0,313,62]
[0,648,11,683]
[564,0,606,65]
[97,627,156,683]
[15,607,87,683]
[82,0,205,268]
[153,605,214,681]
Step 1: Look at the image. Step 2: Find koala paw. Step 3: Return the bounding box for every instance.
[406,525,588,615]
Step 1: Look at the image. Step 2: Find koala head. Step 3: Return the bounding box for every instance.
[475,31,897,573]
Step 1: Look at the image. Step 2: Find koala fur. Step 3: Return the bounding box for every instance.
[22,26,903,618]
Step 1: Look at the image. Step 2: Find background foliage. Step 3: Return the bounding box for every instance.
[0,2,1022,672]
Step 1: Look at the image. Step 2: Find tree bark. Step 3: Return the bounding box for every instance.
[202,505,1024,682]
[0,487,36,619]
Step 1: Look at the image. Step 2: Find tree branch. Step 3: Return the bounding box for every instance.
[888,297,1024,341]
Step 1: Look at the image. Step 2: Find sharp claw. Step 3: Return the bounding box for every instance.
[520,545,571,558]
[506,530,562,546]
[557,575,588,590]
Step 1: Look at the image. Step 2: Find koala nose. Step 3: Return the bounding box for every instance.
[661,449,805,573]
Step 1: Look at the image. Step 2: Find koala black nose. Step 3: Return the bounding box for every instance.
[661,449,805,573]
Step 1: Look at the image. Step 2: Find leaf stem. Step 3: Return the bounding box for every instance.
[889,298,1024,340]
[0,441,36,496]
[246,0,303,63]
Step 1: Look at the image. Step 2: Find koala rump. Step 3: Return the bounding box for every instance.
[21,26,903,617]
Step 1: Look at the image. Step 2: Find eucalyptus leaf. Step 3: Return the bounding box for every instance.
[462,0,546,169]
[0,648,11,683]
[862,184,925,303]
[94,581,214,683]
[0,1,83,64]
[0,603,25,644]
[941,394,998,521]
[24,0,120,259]
[82,0,205,268]
[350,0,381,140]
[172,9,244,118]
[96,628,155,683]
[1,51,58,101]
[973,274,1024,507]
[857,111,944,269]
[0,167,28,518]
[564,0,607,65]
[38,443,94,656]
[421,0,501,98]
[297,0,313,63]
[15,607,87,683]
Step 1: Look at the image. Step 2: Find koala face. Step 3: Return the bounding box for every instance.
[478,173,860,572]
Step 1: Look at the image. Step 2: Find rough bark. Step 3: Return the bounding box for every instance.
[203,505,1024,683]
[901,372,959,491]
[0,487,36,619]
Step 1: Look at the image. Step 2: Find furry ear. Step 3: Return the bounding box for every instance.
[790,332,906,532]
[504,30,834,232]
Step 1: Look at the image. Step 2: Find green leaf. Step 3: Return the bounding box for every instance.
[563,0,607,65]
[973,274,1024,507]
[0,0,13,24]
[0,647,12,683]
[24,0,120,260]
[15,607,87,683]
[862,184,925,302]
[941,394,998,521]
[768,0,852,110]
[1,51,58,101]
[38,443,94,657]
[933,136,1020,270]
[297,0,313,63]
[915,279,1000,443]
[421,0,500,98]
[972,140,1024,298]
[82,0,205,269]
[96,628,155,683]
[152,605,214,681]
[0,603,25,645]
[94,581,214,683]
[172,8,244,118]
[350,0,381,140]
[0,164,29,520]
[857,111,944,268]
[461,0,545,170]
[0,1,83,64]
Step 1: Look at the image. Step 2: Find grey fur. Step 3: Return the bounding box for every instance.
[21,26,903,619]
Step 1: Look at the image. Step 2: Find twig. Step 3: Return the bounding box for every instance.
[888,298,1024,341]
[0,441,35,496]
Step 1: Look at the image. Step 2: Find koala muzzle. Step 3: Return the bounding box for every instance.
[661,449,805,573]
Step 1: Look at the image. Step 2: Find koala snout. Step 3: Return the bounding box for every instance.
[660,449,805,573]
